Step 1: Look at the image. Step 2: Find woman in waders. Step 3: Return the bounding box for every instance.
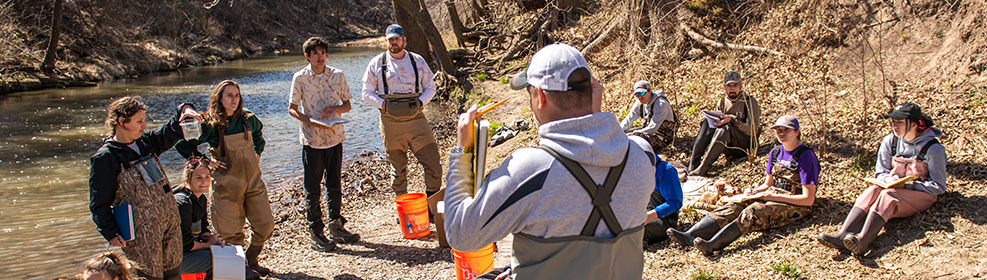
[668,115,821,255]
[174,80,274,275]
[818,102,946,256]
[89,96,201,280]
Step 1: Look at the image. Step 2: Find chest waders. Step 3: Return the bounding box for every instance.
[209,114,274,247]
[768,145,810,194]
[508,145,645,280]
[376,52,442,195]
[890,137,938,181]
[111,154,182,278]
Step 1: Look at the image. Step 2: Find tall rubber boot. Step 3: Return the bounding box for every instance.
[843,211,886,256]
[690,141,726,176]
[426,190,438,223]
[245,244,272,276]
[667,216,720,247]
[817,207,866,251]
[694,221,742,255]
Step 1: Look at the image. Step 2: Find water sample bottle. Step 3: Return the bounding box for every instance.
[180,118,201,140]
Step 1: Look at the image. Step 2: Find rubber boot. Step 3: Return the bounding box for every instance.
[310,229,338,252]
[690,141,726,176]
[327,219,361,244]
[817,207,866,251]
[426,190,438,223]
[667,216,720,247]
[245,244,272,276]
[694,221,742,255]
[843,211,886,256]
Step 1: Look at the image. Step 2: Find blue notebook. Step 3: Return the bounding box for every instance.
[113,203,135,241]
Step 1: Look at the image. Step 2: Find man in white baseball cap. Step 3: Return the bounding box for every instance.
[444,43,657,279]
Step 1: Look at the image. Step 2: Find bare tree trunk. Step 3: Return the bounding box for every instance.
[394,0,459,76]
[446,1,467,47]
[469,0,488,21]
[392,0,434,64]
[41,0,64,75]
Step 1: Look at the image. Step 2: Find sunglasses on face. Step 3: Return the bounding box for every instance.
[634,91,647,97]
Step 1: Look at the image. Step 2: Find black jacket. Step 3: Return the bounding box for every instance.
[88,103,193,241]
[174,186,210,252]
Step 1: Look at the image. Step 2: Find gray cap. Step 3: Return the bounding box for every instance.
[724,71,742,85]
[770,115,800,130]
[633,80,650,94]
[385,24,404,39]
[510,43,591,92]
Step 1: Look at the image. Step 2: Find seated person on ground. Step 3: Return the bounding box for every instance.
[643,153,684,245]
[620,80,677,153]
[174,158,260,279]
[817,102,946,256]
[669,115,819,255]
[174,158,222,276]
[687,71,761,176]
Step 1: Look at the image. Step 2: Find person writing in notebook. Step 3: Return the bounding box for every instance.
[817,103,946,256]
[444,43,657,279]
[687,71,761,176]
[668,115,819,255]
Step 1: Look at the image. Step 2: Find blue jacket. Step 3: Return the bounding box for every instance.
[653,156,683,218]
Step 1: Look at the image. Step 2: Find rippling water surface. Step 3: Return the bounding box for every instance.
[0,47,389,278]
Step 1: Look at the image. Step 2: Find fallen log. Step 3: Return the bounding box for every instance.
[679,22,784,56]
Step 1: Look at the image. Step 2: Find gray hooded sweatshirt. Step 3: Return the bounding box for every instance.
[444,112,656,279]
[874,128,947,195]
[619,90,675,134]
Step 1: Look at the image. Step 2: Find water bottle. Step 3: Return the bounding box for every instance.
[180,118,201,140]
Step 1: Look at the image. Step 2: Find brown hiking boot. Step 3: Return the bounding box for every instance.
[327,219,360,244]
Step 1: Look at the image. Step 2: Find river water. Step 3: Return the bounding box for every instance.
[0,47,393,278]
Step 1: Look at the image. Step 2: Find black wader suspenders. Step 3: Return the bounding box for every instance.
[539,145,631,236]
[890,137,939,160]
[380,52,420,95]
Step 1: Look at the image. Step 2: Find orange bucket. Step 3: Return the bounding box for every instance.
[180,273,206,280]
[395,193,431,239]
[451,243,495,280]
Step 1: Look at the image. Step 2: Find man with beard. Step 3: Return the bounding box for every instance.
[361,24,442,199]
[687,71,761,176]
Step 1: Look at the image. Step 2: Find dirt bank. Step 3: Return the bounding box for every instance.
[256,0,986,279]
[0,0,392,94]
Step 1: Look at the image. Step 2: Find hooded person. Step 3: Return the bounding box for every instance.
[619,80,677,153]
[443,43,657,279]
[818,102,946,256]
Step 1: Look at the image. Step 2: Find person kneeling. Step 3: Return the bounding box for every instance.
[174,158,259,279]
[668,115,820,255]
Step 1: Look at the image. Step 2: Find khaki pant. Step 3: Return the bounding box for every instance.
[708,190,811,233]
[114,156,182,278]
[379,110,442,195]
[210,131,274,246]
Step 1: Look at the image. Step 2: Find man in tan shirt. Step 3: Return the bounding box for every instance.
[688,71,761,176]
